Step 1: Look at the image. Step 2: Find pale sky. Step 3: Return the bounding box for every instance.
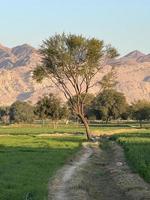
[0,0,150,55]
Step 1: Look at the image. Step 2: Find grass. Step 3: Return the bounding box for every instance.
[0,123,149,199]
[0,134,84,200]
[0,123,133,136]
[0,123,126,200]
[112,129,150,183]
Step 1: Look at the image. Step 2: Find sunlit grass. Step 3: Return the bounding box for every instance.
[112,130,150,183]
[0,135,84,200]
[0,123,134,136]
[0,123,149,199]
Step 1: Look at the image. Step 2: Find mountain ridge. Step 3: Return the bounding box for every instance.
[0,43,149,106]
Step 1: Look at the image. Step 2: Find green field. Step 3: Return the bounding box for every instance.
[0,124,115,200]
[0,123,133,136]
[112,129,150,183]
[0,134,84,200]
[0,124,149,199]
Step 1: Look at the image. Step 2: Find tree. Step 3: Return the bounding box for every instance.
[35,93,69,125]
[9,101,35,123]
[93,89,128,123]
[0,107,10,124]
[33,33,118,139]
[120,105,133,120]
[98,70,118,91]
[68,93,95,119]
[132,100,150,127]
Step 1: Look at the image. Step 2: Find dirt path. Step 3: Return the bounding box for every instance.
[48,138,150,200]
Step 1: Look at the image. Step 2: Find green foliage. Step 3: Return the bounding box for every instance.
[33,33,118,88]
[0,107,10,124]
[33,33,118,139]
[0,107,9,117]
[113,130,150,183]
[98,70,118,91]
[34,34,106,80]
[93,89,128,121]
[120,105,133,120]
[68,93,95,117]
[33,65,47,82]
[106,44,119,58]
[35,93,69,121]
[0,135,83,200]
[10,101,35,123]
[131,100,150,124]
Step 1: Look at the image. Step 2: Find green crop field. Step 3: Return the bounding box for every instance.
[0,124,149,200]
[0,124,121,200]
[112,129,150,183]
[0,134,84,200]
[0,123,133,136]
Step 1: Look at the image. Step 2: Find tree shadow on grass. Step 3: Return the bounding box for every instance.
[48,136,86,143]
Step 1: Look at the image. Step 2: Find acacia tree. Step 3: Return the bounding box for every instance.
[67,93,95,119]
[33,33,118,140]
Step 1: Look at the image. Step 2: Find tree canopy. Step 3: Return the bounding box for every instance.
[35,93,69,121]
[33,33,118,139]
[98,70,118,91]
[0,107,10,124]
[9,101,35,123]
[93,89,128,122]
[131,100,150,126]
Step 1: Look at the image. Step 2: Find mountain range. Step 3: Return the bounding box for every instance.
[0,43,149,106]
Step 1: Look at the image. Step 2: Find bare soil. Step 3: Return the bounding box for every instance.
[48,138,150,200]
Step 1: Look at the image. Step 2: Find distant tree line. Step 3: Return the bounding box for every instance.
[0,94,69,125]
[0,91,149,127]
[86,92,150,127]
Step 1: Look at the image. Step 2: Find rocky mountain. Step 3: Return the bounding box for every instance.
[124,50,145,60]
[0,44,149,106]
[0,44,53,106]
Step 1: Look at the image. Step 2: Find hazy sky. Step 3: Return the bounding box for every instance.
[0,0,150,55]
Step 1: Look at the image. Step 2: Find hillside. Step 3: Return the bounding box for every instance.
[0,44,149,105]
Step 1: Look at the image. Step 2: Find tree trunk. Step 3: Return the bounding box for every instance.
[106,117,109,124]
[53,121,57,129]
[42,119,45,126]
[139,120,142,128]
[78,114,92,140]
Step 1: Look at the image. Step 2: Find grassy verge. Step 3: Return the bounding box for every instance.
[112,129,150,183]
[0,135,84,200]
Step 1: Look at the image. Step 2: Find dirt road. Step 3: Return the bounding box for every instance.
[48,138,150,200]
